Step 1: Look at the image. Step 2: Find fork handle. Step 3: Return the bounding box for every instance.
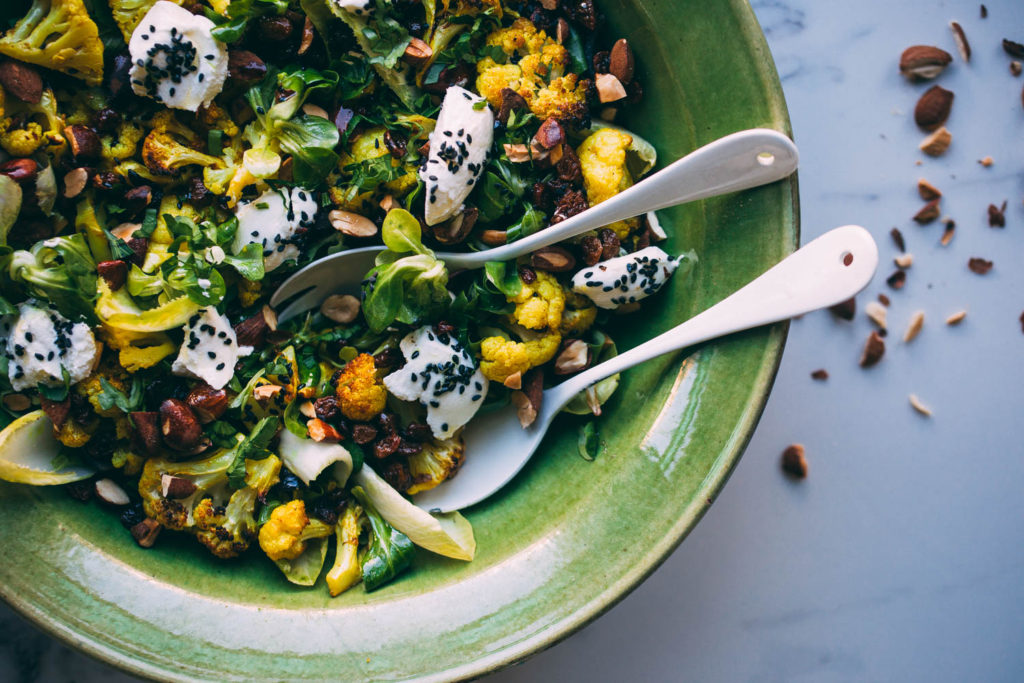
[441,128,799,270]
[543,225,878,415]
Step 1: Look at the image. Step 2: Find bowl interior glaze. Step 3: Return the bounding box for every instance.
[0,1,796,679]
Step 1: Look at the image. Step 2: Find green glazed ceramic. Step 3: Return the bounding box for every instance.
[0,0,796,679]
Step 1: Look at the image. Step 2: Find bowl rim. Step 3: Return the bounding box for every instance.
[0,1,798,679]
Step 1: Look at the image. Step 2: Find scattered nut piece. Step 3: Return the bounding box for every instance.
[781,444,808,479]
[887,270,907,289]
[913,199,941,224]
[988,200,1007,227]
[298,16,315,55]
[908,394,933,417]
[1011,61,1022,77]
[531,246,576,272]
[253,384,284,402]
[298,401,316,419]
[890,227,906,252]
[945,310,967,326]
[865,301,888,330]
[0,61,43,103]
[914,85,954,131]
[860,331,886,368]
[63,167,89,199]
[950,21,971,62]
[917,179,942,200]
[308,419,343,443]
[329,209,377,238]
[878,293,891,306]
[1019,311,1024,334]
[894,253,914,269]
[301,103,328,119]
[904,310,925,342]
[810,369,829,381]
[503,371,522,390]
[940,219,956,246]
[899,45,953,80]
[920,126,952,156]
[980,4,987,18]
[979,156,993,167]
[595,73,627,103]
[185,383,228,423]
[480,229,507,246]
[554,339,589,375]
[829,297,856,321]
[510,390,537,428]
[403,37,433,65]
[608,38,635,84]
[130,518,161,548]
[159,399,202,452]
[967,257,993,275]
[320,294,360,324]
[161,474,198,499]
[94,478,130,506]
[1003,38,1024,59]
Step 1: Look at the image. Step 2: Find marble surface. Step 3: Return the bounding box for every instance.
[3,1,1023,681]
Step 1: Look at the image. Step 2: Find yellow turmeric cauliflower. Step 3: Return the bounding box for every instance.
[510,270,565,331]
[577,128,638,239]
[79,363,130,418]
[0,0,104,85]
[335,353,387,422]
[98,326,177,372]
[101,121,145,162]
[329,126,418,213]
[407,436,465,495]
[476,18,590,122]
[258,499,310,561]
[560,291,598,336]
[479,332,561,384]
[55,419,94,448]
[0,119,43,156]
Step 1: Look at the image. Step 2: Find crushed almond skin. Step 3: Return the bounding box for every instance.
[913,199,941,224]
[887,270,907,289]
[829,297,856,321]
[940,220,956,246]
[860,331,886,368]
[917,179,942,201]
[894,254,913,269]
[950,21,971,62]
[890,227,906,252]
[988,201,1007,227]
[920,127,952,156]
[780,444,808,479]
[909,394,933,417]
[811,369,829,381]
[967,258,993,275]
[878,293,891,306]
[865,301,888,330]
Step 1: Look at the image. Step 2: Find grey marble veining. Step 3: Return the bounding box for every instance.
[3,1,1023,681]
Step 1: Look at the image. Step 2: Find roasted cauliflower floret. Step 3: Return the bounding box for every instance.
[258,499,311,561]
[0,0,104,85]
[326,502,363,596]
[560,292,598,336]
[99,326,177,372]
[475,18,590,122]
[329,126,418,212]
[79,367,129,418]
[196,102,239,138]
[479,332,561,384]
[109,0,184,42]
[195,455,281,558]
[577,128,639,239]
[0,119,43,156]
[335,353,387,422]
[406,436,465,495]
[101,121,145,162]
[141,129,222,176]
[510,270,565,331]
[55,418,93,447]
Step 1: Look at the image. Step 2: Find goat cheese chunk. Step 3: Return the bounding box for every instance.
[128,1,228,112]
[572,246,680,309]
[334,0,374,14]
[383,326,488,440]
[5,303,100,391]
[420,85,494,226]
[231,187,318,272]
[172,308,252,390]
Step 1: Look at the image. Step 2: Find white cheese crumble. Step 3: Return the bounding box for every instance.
[334,0,374,15]
[128,1,228,112]
[571,246,680,309]
[5,302,100,391]
[420,85,494,226]
[171,308,252,390]
[383,326,488,440]
[231,187,318,272]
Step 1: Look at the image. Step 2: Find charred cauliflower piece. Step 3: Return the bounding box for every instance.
[258,499,332,562]
[510,270,565,331]
[475,18,589,122]
[0,0,104,85]
[479,331,560,384]
[406,435,465,495]
[141,129,222,175]
[0,87,65,156]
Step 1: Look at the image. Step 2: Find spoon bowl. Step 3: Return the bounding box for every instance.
[415,225,879,512]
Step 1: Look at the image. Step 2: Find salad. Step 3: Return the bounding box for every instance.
[0,0,692,595]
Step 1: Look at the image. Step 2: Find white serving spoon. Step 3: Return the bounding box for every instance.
[270,128,799,320]
[414,225,879,512]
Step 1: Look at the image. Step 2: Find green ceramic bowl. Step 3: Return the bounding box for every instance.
[0,1,796,679]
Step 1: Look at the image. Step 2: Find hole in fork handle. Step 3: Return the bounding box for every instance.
[756,151,775,166]
[841,251,854,267]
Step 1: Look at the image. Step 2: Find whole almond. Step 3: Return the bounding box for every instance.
[608,38,635,84]
[899,45,953,80]
[329,209,377,238]
[914,85,954,131]
[920,127,952,156]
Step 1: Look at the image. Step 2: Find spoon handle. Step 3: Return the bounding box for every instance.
[543,225,878,414]
[441,128,799,269]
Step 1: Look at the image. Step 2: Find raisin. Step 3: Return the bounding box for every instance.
[382,461,412,492]
[598,228,620,260]
[403,422,433,442]
[517,265,537,285]
[373,433,402,459]
[580,236,602,266]
[313,396,341,422]
[351,424,378,444]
